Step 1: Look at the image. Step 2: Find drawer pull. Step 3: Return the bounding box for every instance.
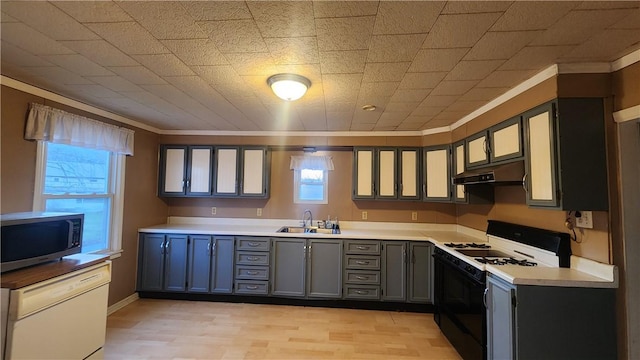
[246,285,259,290]
[247,256,260,261]
[355,260,370,265]
[355,290,369,295]
[356,246,370,250]
[246,270,259,275]
[248,242,261,247]
[355,275,369,280]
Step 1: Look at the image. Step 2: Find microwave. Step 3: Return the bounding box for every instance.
[0,212,83,273]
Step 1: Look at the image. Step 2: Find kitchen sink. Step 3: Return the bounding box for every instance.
[276,226,340,235]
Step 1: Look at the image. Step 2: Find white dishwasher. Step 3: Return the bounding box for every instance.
[3,261,111,360]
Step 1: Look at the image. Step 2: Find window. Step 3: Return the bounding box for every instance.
[33,142,126,256]
[294,168,328,204]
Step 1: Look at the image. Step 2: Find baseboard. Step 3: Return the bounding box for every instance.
[107,292,139,316]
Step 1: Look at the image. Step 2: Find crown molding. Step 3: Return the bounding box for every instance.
[0,75,161,134]
[159,130,424,137]
[611,48,640,72]
[613,105,640,123]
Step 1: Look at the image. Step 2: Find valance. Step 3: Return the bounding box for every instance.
[290,155,334,171]
[25,103,135,155]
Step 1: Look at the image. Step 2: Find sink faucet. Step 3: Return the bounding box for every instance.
[302,209,313,227]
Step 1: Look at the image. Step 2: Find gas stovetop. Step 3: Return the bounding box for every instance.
[444,242,491,249]
[455,248,538,267]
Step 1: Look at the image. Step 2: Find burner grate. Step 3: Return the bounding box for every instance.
[444,242,491,249]
[474,257,537,266]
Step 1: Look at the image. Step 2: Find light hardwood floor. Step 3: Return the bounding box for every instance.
[105,299,460,360]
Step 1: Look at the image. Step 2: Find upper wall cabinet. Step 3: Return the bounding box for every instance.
[466,117,523,169]
[423,145,451,202]
[353,147,421,200]
[523,99,608,210]
[159,145,213,197]
[452,140,467,203]
[214,146,270,198]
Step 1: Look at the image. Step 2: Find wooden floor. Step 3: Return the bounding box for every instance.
[105,299,461,359]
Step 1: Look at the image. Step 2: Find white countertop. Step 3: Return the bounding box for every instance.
[139,217,617,289]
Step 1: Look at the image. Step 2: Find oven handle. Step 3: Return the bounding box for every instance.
[483,287,489,308]
[433,252,486,286]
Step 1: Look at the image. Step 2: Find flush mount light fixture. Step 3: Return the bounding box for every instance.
[267,73,311,101]
[362,104,377,111]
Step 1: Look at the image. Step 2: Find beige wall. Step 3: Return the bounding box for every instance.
[0,85,168,306]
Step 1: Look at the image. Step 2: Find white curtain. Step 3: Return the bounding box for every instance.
[25,103,135,155]
[290,155,334,171]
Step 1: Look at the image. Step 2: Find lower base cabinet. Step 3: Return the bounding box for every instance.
[408,242,432,303]
[486,274,617,359]
[382,241,407,301]
[138,233,188,292]
[188,235,234,294]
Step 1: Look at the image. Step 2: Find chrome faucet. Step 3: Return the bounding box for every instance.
[302,209,313,227]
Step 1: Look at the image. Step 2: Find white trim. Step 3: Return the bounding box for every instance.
[159,129,424,137]
[611,48,640,71]
[32,141,46,211]
[613,105,640,123]
[107,293,139,316]
[293,169,329,205]
[557,62,611,74]
[0,75,161,134]
[422,126,452,135]
[449,65,559,131]
[110,154,126,254]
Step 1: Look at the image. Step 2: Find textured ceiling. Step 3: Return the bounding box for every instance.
[1,1,639,132]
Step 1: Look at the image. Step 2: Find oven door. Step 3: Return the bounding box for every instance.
[434,253,486,360]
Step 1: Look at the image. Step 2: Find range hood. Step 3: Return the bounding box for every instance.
[453,161,525,186]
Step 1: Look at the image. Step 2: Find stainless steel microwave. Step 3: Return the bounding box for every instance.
[0,212,83,273]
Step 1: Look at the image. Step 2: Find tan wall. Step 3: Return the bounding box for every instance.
[612,61,640,111]
[0,85,168,306]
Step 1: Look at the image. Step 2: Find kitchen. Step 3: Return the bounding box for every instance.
[1,1,639,359]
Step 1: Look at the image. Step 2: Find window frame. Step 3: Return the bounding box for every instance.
[293,168,329,205]
[32,141,126,259]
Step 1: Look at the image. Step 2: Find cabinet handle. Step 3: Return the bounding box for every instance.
[165,239,170,254]
[402,248,407,263]
[355,260,370,265]
[247,256,260,261]
[355,290,369,295]
[355,275,369,280]
[483,287,489,308]
[160,239,166,254]
[207,241,212,256]
[246,270,259,275]
[211,241,216,256]
[356,246,370,250]
[522,173,528,193]
[186,179,191,188]
[246,285,259,290]
[248,242,261,247]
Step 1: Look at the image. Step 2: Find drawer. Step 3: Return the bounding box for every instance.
[345,255,380,270]
[236,237,270,252]
[344,240,380,255]
[234,280,269,295]
[235,265,269,280]
[344,285,380,300]
[345,270,380,285]
[235,251,270,265]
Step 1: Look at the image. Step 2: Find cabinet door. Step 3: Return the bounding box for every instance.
[214,147,239,196]
[187,235,212,293]
[211,236,235,293]
[186,146,213,196]
[163,234,188,292]
[466,131,489,168]
[523,103,559,207]
[353,148,375,199]
[487,275,516,360]
[377,148,398,199]
[271,238,306,297]
[408,242,432,303]
[381,241,407,302]
[423,145,451,202]
[307,239,342,299]
[489,117,523,164]
[398,148,421,200]
[452,141,467,203]
[240,147,268,197]
[138,234,165,291]
[159,145,187,196]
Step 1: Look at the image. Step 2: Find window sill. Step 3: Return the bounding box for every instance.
[91,249,123,260]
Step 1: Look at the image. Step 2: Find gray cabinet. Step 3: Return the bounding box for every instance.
[352,147,421,200]
[137,233,188,292]
[158,145,214,197]
[452,140,467,203]
[344,240,381,300]
[465,117,523,169]
[187,235,234,294]
[381,241,407,301]
[523,99,608,210]
[214,146,270,198]
[408,242,432,303]
[234,237,270,295]
[486,274,617,359]
[422,145,452,202]
[271,238,343,299]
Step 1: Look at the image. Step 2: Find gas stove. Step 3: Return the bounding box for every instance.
[444,242,491,249]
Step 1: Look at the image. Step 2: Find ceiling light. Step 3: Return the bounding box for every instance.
[267,73,311,101]
[362,104,376,111]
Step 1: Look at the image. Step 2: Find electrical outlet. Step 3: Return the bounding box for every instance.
[575,211,593,229]
[362,211,368,220]
[211,207,216,215]
[257,208,262,217]
[412,212,418,221]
